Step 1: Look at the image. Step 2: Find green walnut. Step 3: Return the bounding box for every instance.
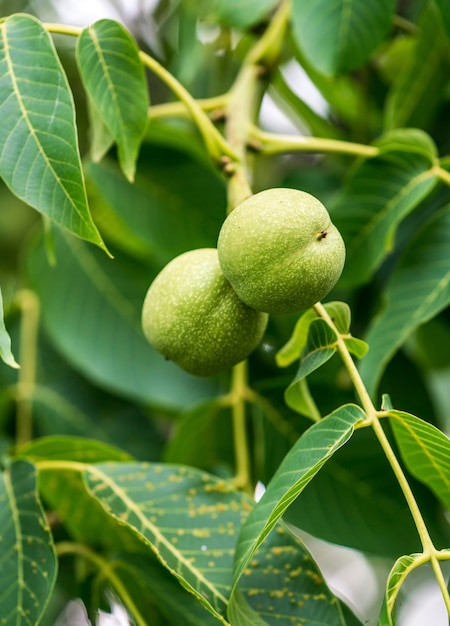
[141,248,268,376]
[217,188,346,314]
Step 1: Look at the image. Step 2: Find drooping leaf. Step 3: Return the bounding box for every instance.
[385,3,450,130]
[83,462,247,624]
[0,14,106,251]
[283,427,443,557]
[291,0,396,75]
[229,404,364,601]
[377,552,429,626]
[332,130,439,287]
[25,228,218,410]
[0,460,57,625]
[360,205,450,396]
[0,288,18,369]
[86,95,114,163]
[77,19,149,182]
[19,440,142,552]
[388,410,450,510]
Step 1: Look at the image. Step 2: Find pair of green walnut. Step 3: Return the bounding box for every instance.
[141,188,346,376]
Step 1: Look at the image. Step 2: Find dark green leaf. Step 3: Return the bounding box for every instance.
[238,523,357,626]
[0,288,18,369]
[360,206,450,396]
[107,553,222,626]
[85,138,226,264]
[435,0,450,39]
[164,399,234,472]
[0,460,57,624]
[77,19,149,182]
[230,405,364,593]
[26,228,218,410]
[388,410,450,509]
[385,3,450,130]
[291,0,396,75]
[0,15,106,251]
[332,131,438,287]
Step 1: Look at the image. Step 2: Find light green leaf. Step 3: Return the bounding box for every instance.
[77,19,149,182]
[184,0,278,28]
[26,228,218,410]
[284,319,337,416]
[230,404,364,600]
[83,462,247,624]
[332,131,438,287]
[377,553,428,626]
[0,14,106,251]
[385,3,449,130]
[291,0,396,75]
[86,95,114,163]
[388,410,450,509]
[0,460,57,625]
[277,302,348,368]
[17,434,133,464]
[0,288,18,369]
[360,206,450,396]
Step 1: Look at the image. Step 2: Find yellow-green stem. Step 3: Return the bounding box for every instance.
[56,542,148,626]
[250,127,380,158]
[148,94,229,121]
[313,302,376,420]
[230,361,252,493]
[314,301,450,615]
[44,23,238,164]
[15,290,40,448]
[437,165,450,186]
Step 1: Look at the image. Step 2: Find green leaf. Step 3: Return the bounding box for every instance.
[83,462,248,624]
[26,228,218,410]
[0,460,57,624]
[16,434,133,463]
[107,553,222,626]
[388,410,450,509]
[0,288,18,369]
[283,319,337,416]
[435,0,450,39]
[0,15,106,251]
[77,19,149,182]
[283,427,440,557]
[385,3,450,130]
[86,95,114,163]
[377,552,428,626]
[184,0,279,28]
[230,405,364,597]
[85,138,226,264]
[164,399,234,472]
[291,0,396,75]
[276,302,349,368]
[360,206,450,396]
[237,523,357,626]
[332,131,438,287]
